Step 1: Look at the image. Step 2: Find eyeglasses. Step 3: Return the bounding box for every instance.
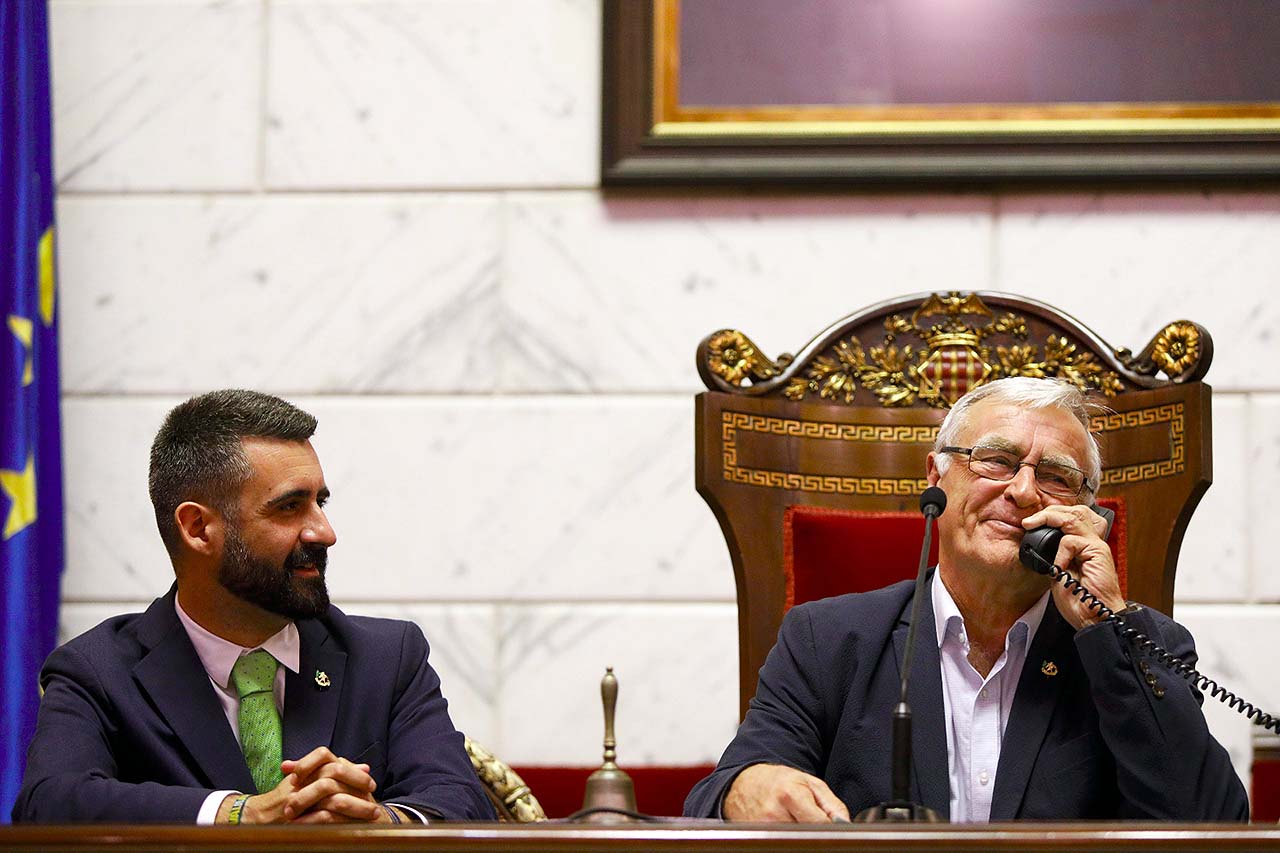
[939,445,1094,499]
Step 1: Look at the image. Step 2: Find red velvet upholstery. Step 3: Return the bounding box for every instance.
[1253,756,1280,822]
[511,764,716,818]
[783,496,1128,612]
[784,508,939,609]
[1097,496,1128,597]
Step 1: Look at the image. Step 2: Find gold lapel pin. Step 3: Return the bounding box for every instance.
[315,670,331,689]
[1040,660,1059,677]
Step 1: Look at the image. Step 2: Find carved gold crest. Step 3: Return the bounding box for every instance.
[778,292,1131,404]
[775,292,1124,408]
[700,292,1208,409]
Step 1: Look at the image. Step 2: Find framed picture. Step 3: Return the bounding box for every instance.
[602,0,1280,185]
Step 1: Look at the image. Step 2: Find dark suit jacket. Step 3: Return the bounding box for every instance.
[12,590,495,822]
[685,578,1248,821]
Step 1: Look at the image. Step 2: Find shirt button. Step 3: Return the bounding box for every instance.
[980,688,988,699]
[979,771,990,785]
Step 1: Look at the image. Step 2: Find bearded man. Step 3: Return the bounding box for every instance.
[13,390,493,824]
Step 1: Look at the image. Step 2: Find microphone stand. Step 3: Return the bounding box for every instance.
[855,488,947,823]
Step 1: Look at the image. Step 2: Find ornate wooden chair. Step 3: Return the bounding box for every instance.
[695,291,1213,718]
[464,736,547,822]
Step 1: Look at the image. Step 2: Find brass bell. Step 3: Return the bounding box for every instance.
[581,666,637,821]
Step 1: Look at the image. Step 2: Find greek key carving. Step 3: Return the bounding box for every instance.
[1093,403,1185,485]
[721,412,934,495]
[720,404,1186,494]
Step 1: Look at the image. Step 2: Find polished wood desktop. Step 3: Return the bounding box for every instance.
[3,822,1280,852]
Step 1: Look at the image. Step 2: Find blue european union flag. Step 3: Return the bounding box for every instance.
[1,0,64,824]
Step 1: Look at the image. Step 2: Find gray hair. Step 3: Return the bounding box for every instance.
[933,377,1104,489]
[148,389,317,556]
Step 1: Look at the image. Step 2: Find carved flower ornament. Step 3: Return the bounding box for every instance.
[1150,323,1201,378]
[707,330,779,385]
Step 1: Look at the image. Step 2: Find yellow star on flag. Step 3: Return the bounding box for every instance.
[8,314,33,386]
[0,453,37,540]
[39,226,56,327]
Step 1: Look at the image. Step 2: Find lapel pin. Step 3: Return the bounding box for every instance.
[1040,660,1059,677]
[314,670,331,690]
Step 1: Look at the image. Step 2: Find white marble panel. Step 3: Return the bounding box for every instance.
[59,396,735,603]
[1250,395,1280,601]
[327,602,499,749]
[54,601,499,754]
[495,603,739,766]
[61,397,181,602]
[305,396,734,603]
[993,192,1280,391]
[56,194,501,393]
[502,192,995,392]
[58,602,154,646]
[1175,393,1248,603]
[50,0,261,191]
[265,0,599,189]
[1175,604,1280,799]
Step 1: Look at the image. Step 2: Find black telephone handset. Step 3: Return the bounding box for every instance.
[1019,503,1115,575]
[1017,503,1280,733]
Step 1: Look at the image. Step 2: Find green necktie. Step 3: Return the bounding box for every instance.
[231,649,284,794]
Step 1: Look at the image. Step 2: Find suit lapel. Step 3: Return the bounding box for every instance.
[988,601,1072,820]
[893,577,950,817]
[132,591,255,792]
[283,618,347,762]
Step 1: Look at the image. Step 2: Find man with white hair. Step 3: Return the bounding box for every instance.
[685,377,1248,822]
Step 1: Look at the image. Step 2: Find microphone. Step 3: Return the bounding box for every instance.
[855,487,947,823]
[919,486,946,519]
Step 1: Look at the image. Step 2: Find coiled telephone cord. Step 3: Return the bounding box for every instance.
[1032,554,1280,735]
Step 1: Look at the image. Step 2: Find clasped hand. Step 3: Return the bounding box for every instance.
[220,746,392,824]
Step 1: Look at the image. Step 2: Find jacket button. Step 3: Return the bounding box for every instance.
[1153,685,1166,699]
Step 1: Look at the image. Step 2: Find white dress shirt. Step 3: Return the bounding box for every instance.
[931,574,1049,822]
[175,598,300,742]
[175,598,299,824]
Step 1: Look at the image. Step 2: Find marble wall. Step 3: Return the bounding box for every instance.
[49,0,1280,795]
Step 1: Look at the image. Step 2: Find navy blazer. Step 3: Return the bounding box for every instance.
[685,578,1248,821]
[12,590,494,822]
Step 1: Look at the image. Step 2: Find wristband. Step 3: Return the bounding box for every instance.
[227,794,250,826]
[383,804,402,824]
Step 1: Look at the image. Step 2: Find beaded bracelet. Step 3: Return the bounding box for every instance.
[227,794,251,826]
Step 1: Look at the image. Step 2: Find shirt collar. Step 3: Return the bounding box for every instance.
[175,596,301,690]
[930,570,1051,652]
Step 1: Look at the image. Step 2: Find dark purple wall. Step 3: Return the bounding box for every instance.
[679,0,1280,107]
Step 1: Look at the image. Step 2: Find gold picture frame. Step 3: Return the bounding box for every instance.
[602,0,1280,185]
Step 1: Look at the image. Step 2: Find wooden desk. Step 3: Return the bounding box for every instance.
[3,822,1280,852]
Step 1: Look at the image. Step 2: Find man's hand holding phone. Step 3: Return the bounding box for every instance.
[1022,504,1126,630]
